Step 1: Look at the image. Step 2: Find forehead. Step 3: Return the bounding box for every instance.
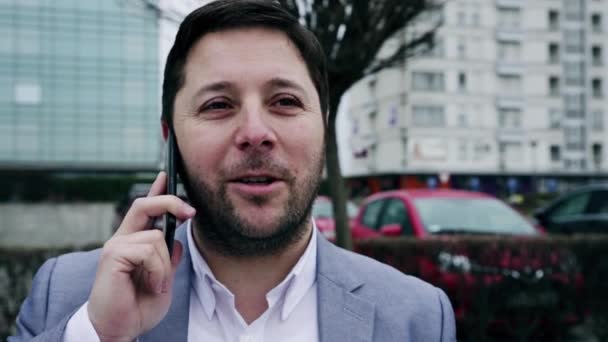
[182,27,314,90]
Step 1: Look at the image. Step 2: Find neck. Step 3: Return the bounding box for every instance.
[192,219,313,323]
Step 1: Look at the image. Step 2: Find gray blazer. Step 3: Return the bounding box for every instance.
[10,225,456,341]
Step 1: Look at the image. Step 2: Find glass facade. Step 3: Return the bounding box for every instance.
[0,0,160,169]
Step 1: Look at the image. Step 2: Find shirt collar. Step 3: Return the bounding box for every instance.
[187,219,318,322]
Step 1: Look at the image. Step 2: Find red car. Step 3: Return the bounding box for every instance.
[312,196,358,241]
[350,189,540,240]
[350,189,584,335]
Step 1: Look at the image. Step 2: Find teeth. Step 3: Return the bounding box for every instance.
[240,177,272,184]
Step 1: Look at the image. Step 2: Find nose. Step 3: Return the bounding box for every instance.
[234,104,276,152]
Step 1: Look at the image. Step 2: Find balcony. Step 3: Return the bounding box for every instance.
[496,96,524,109]
[496,0,523,9]
[495,62,524,76]
[497,128,525,142]
[495,29,524,42]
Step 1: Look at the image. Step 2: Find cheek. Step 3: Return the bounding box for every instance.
[283,122,325,173]
[176,126,230,176]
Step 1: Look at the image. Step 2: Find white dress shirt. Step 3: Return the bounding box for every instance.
[63,220,319,342]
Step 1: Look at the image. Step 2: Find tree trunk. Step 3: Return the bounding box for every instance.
[325,91,353,250]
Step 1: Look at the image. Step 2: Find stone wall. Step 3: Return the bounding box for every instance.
[0,203,115,248]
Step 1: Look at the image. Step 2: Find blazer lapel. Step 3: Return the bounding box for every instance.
[141,224,192,342]
[317,235,375,342]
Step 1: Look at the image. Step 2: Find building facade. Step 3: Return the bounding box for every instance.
[0,0,160,171]
[346,0,608,189]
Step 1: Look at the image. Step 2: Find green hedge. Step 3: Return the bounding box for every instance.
[2,236,608,341]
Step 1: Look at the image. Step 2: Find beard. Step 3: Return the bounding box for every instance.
[178,149,324,258]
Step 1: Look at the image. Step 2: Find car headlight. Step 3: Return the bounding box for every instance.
[438,252,472,273]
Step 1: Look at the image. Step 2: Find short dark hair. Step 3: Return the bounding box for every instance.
[162,0,329,127]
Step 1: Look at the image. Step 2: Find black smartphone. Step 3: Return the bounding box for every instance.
[164,129,177,256]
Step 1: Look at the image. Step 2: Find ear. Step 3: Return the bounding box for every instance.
[161,120,169,141]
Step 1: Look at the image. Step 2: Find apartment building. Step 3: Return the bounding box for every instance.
[346,0,608,187]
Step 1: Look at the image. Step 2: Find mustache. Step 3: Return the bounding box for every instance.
[220,153,295,182]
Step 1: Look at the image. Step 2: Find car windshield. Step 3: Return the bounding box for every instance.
[413,197,537,235]
[312,200,358,219]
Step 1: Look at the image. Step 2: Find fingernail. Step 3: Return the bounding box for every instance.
[184,205,196,216]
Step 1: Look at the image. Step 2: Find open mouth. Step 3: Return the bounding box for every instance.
[235,176,277,185]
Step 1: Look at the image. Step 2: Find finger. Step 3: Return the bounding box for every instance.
[113,230,172,282]
[106,243,168,294]
[116,196,195,236]
[147,171,167,197]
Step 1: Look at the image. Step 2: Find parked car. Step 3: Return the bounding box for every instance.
[311,196,358,241]
[534,184,608,234]
[350,189,583,332]
[350,189,539,240]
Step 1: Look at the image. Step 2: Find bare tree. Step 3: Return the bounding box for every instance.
[123,0,441,250]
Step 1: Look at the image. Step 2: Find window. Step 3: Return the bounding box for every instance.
[592,110,604,130]
[592,144,603,166]
[548,43,560,64]
[565,126,584,150]
[457,110,468,127]
[549,109,561,129]
[458,72,467,92]
[361,200,385,229]
[378,199,414,235]
[564,0,584,21]
[458,139,468,161]
[498,75,522,96]
[549,76,560,96]
[412,72,445,92]
[457,37,466,59]
[564,62,584,86]
[412,106,445,127]
[592,78,604,98]
[499,108,522,128]
[457,10,466,25]
[498,41,521,62]
[564,30,584,53]
[473,141,491,161]
[550,145,561,162]
[592,45,603,66]
[550,192,591,219]
[548,10,560,30]
[14,82,41,105]
[591,13,603,32]
[498,8,521,29]
[565,94,583,112]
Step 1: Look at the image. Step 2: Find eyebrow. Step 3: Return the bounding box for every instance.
[193,81,235,99]
[192,77,307,99]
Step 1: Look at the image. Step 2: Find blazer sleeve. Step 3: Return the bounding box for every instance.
[8,258,75,342]
[437,288,457,342]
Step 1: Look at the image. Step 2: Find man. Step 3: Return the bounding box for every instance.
[10,1,456,341]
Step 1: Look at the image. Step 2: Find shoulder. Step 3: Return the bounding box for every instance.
[36,249,101,318]
[320,241,455,340]
[328,244,441,302]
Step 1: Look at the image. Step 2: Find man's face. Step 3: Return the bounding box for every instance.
[171,27,325,256]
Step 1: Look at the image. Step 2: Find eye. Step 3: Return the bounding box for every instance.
[272,95,302,108]
[202,100,231,111]
[203,101,230,110]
